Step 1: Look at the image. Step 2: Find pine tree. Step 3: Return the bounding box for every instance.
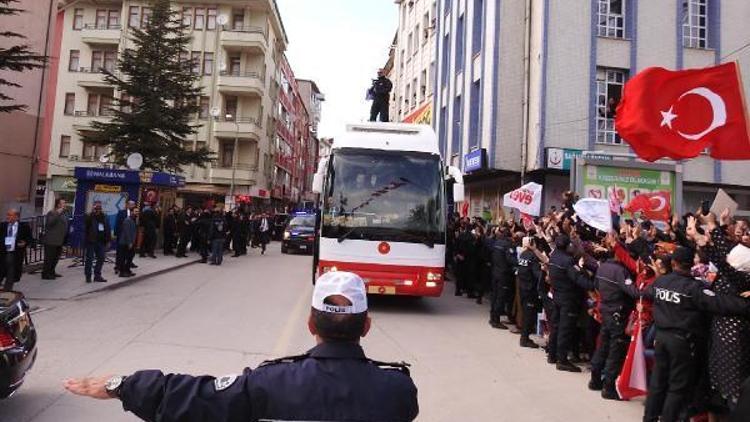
[0,0,47,113]
[82,0,211,172]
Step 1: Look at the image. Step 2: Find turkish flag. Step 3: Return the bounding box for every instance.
[616,319,648,401]
[616,62,750,161]
[624,191,671,221]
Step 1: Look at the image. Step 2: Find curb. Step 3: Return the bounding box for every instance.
[71,259,202,300]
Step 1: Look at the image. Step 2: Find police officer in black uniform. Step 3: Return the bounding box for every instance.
[64,271,419,422]
[489,227,518,330]
[643,247,750,422]
[547,234,597,372]
[589,237,640,400]
[517,236,543,348]
[368,69,393,122]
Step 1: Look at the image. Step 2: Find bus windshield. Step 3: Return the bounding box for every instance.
[322,149,445,245]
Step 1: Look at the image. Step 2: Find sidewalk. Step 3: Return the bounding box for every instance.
[15,252,201,301]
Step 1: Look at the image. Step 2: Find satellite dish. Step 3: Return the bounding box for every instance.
[210,107,221,117]
[217,14,228,25]
[126,153,143,170]
[219,62,227,71]
[99,154,110,164]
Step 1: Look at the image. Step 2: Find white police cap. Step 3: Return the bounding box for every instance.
[312,271,368,314]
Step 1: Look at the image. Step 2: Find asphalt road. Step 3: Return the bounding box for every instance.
[0,244,644,421]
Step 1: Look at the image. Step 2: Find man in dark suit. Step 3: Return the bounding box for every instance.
[162,206,177,256]
[1,209,33,291]
[41,198,69,280]
[84,201,111,283]
[115,200,137,274]
[139,203,158,259]
[117,208,139,278]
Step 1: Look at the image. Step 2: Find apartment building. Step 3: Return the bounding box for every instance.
[297,79,324,200]
[0,0,56,214]
[435,0,750,219]
[41,0,287,209]
[392,0,438,124]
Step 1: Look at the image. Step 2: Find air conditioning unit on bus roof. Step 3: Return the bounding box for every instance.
[346,122,422,135]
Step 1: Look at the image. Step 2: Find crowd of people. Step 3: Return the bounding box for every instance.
[0,199,282,290]
[84,200,277,283]
[447,191,750,421]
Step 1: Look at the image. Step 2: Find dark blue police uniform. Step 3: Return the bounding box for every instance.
[119,342,419,422]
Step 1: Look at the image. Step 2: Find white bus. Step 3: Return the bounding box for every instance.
[311,123,464,297]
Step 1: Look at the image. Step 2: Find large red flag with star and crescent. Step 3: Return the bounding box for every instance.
[615,62,750,161]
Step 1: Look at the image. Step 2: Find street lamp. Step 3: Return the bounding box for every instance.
[225,113,239,202]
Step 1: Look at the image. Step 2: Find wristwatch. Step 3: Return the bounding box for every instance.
[105,375,127,399]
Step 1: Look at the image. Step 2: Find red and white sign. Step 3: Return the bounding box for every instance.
[503,182,543,216]
[616,62,750,161]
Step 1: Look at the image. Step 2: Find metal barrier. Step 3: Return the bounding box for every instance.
[20,215,83,271]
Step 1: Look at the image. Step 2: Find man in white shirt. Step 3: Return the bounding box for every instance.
[1,209,33,291]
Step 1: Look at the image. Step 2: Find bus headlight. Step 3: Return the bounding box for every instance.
[426,272,442,281]
[283,231,291,240]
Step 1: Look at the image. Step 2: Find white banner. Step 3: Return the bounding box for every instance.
[573,198,612,233]
[502,182,543,216]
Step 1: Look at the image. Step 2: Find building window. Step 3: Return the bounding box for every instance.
[412,78,418,109]
[203,52,213,75]
[190,51,201,75]
[229,56,241,75]
[422,12,431,44]
[82,141,106,161]
[683,0,708,48]
[64,93,75,115]
[194,7,205,30]
[129,6,140,28]
[596,68,627,145]
[121,94,132,113]
[597,0,625,38]
[207,8,217,30]
[104,51,117,72]
[91,51,103,71]
[59,136,71,158]
[232,13,244,30]
[414,24,420,54]
[452,95,462,156]
[441,33,450,86]
[69,50,80,71]
[198,96,209,119]
[407,32,413,57]
[73,8,84,30]
[182,7,192,27]
[472,0,484,55]
[225,96,238,119]
[108,10,120,28]
[87,93,99,115]
[220,141,235,167]
[420,69,427,101]
[141,7,152,27]
[455,14,465,73]
[96,10,107,29]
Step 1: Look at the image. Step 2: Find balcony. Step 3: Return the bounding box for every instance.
[81,24,122,45]
[209,165,259,184]
[74,68,113,88]
[213,117,263,140]
[217,71,265,97]
[71,110,113,131]
[220,26,267,54]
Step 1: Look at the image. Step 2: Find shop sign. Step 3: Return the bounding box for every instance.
[464,148,487,173]
[94,184,122,193]
[74,167,140,184]
[546,148,611,170]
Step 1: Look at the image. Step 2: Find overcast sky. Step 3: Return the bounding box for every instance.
[276,0,397,139]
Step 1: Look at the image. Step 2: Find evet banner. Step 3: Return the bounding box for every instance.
[503,182,543,216]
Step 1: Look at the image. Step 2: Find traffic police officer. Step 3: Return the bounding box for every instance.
[547,234,597,372]
[64,272,419,421]
[643,247,750,422]
[489,227,517,329]
[589,243,640,400]
[517,236,543,348]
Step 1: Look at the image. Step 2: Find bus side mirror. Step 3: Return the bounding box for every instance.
[453,183,465,202]
[312,173,323,194]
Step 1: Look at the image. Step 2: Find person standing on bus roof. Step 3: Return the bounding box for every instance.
[368,69,392,123]
[63,271,419,421]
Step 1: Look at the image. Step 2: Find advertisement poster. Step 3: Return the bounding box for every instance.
[581,164,677,220]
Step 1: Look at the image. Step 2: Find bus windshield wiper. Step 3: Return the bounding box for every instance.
[337,226,361,243]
